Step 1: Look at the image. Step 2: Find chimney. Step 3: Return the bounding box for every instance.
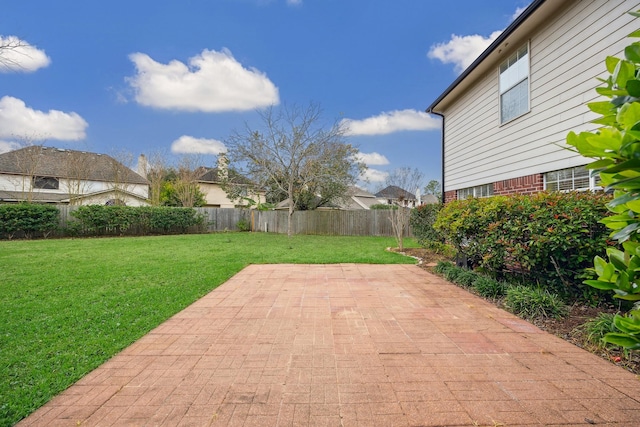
[137,154,148,178]
[217,153,229,181]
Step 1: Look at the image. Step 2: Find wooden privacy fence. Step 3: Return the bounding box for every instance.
[55,206,412,237]
[248,210,412,237]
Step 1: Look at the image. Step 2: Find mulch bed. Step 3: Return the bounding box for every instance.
[398,247,640,375]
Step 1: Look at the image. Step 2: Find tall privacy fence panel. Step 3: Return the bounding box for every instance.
[54,206,411,237]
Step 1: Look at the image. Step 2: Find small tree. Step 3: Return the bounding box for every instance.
[225,103,365,237]
[423,179,442,203]
[139,151,169,206]
[384,167,424,251]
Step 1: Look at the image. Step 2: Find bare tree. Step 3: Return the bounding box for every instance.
[62,150,94,205]
[385,167,425,251]
[139,151,169,206]
[7,136,46,202]
[0,37,28,71]
[108,149,136,200]
[225,103,365,237]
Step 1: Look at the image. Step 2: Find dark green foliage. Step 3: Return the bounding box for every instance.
[473,277,507,299]
[504,285,568,320]
[434,192,612,301]
[69,205,205,236]
[370,204,397,210]
[443,266,462,282]
[0,204,59,239]
[454,270,478,288]
[410,203,443,248]
[433,260,455,274]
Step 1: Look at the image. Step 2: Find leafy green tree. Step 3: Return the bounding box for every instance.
[423,179,442,203]
[567,11,640,349]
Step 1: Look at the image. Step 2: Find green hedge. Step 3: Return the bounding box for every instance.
[433,192,612,301]
[68,205,206,236]
[0,204,59,239]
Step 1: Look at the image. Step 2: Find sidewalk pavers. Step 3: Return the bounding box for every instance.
[17,264,640,426]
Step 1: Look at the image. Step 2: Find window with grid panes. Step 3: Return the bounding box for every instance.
[499,44,530,124]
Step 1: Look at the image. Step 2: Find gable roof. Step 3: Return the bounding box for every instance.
[0,146,148,185]
[427,0,570,113]
[375,185,416,201]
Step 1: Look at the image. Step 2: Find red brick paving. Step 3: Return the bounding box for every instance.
[17,264,640,426]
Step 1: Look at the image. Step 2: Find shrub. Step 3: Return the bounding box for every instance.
[410,203,443,248]
[236,218,250,232]
[473,277,507,299]
[69,205,205,236]
[370,204,397,210]
[577,312,617,350]
[443,266,463,282]
[434,192,612,302]
[454,270,478,288]
[434,261,454,274]
[504,285,568,320]
[0,203,59,239]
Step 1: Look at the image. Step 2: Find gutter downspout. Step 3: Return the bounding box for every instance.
[427,109,445,203]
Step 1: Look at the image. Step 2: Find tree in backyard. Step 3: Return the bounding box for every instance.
[138,151,169,206]
[225,103,365,237]
[423,179,442,203]
[62,150,93,205]
[384,167,424,251]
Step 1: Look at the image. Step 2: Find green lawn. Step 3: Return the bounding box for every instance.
[0,233,416,426]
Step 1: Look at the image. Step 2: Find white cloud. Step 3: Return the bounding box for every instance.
[511,6,528,21]
[355,151,389,166]
[342,109,440,136]
[0,96,88,141]
[0,140,21,154]
[0,36,51,73]
[287,0,302,5]
[127,48,279,112]
[360,168,388,183]
[428,30,503,74]
[171,135,227,155]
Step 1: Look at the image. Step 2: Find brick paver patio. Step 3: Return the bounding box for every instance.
[17,264,640,426]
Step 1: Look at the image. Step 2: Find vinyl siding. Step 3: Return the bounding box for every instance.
[442,0,640,191]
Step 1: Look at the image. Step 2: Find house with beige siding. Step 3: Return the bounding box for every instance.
[427,0,639,202]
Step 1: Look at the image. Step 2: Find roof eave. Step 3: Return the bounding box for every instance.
[426,0,549,114]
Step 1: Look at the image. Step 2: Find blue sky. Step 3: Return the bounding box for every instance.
[0,0,530,191]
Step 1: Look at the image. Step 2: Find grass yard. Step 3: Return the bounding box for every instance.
[0,233,416,426]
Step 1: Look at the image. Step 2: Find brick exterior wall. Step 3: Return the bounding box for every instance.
[493,173,544,196]
[445,173,545,203]
[444,190,457,203]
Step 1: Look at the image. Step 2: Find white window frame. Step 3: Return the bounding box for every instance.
[544,166,600,192]
[499,42,530,124]
[457,183,494,200]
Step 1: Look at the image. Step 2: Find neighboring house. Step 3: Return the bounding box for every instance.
[426,0,639,202]
[197,166,266,209]
[0,146,149,206]
[375,185,419,208]
[341,186,382,210]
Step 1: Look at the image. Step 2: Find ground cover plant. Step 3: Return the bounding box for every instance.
[0,233,416,426]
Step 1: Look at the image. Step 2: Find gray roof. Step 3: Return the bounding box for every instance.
[198,167,255,186]
[375,185,416,201]
[0,146,148,185]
